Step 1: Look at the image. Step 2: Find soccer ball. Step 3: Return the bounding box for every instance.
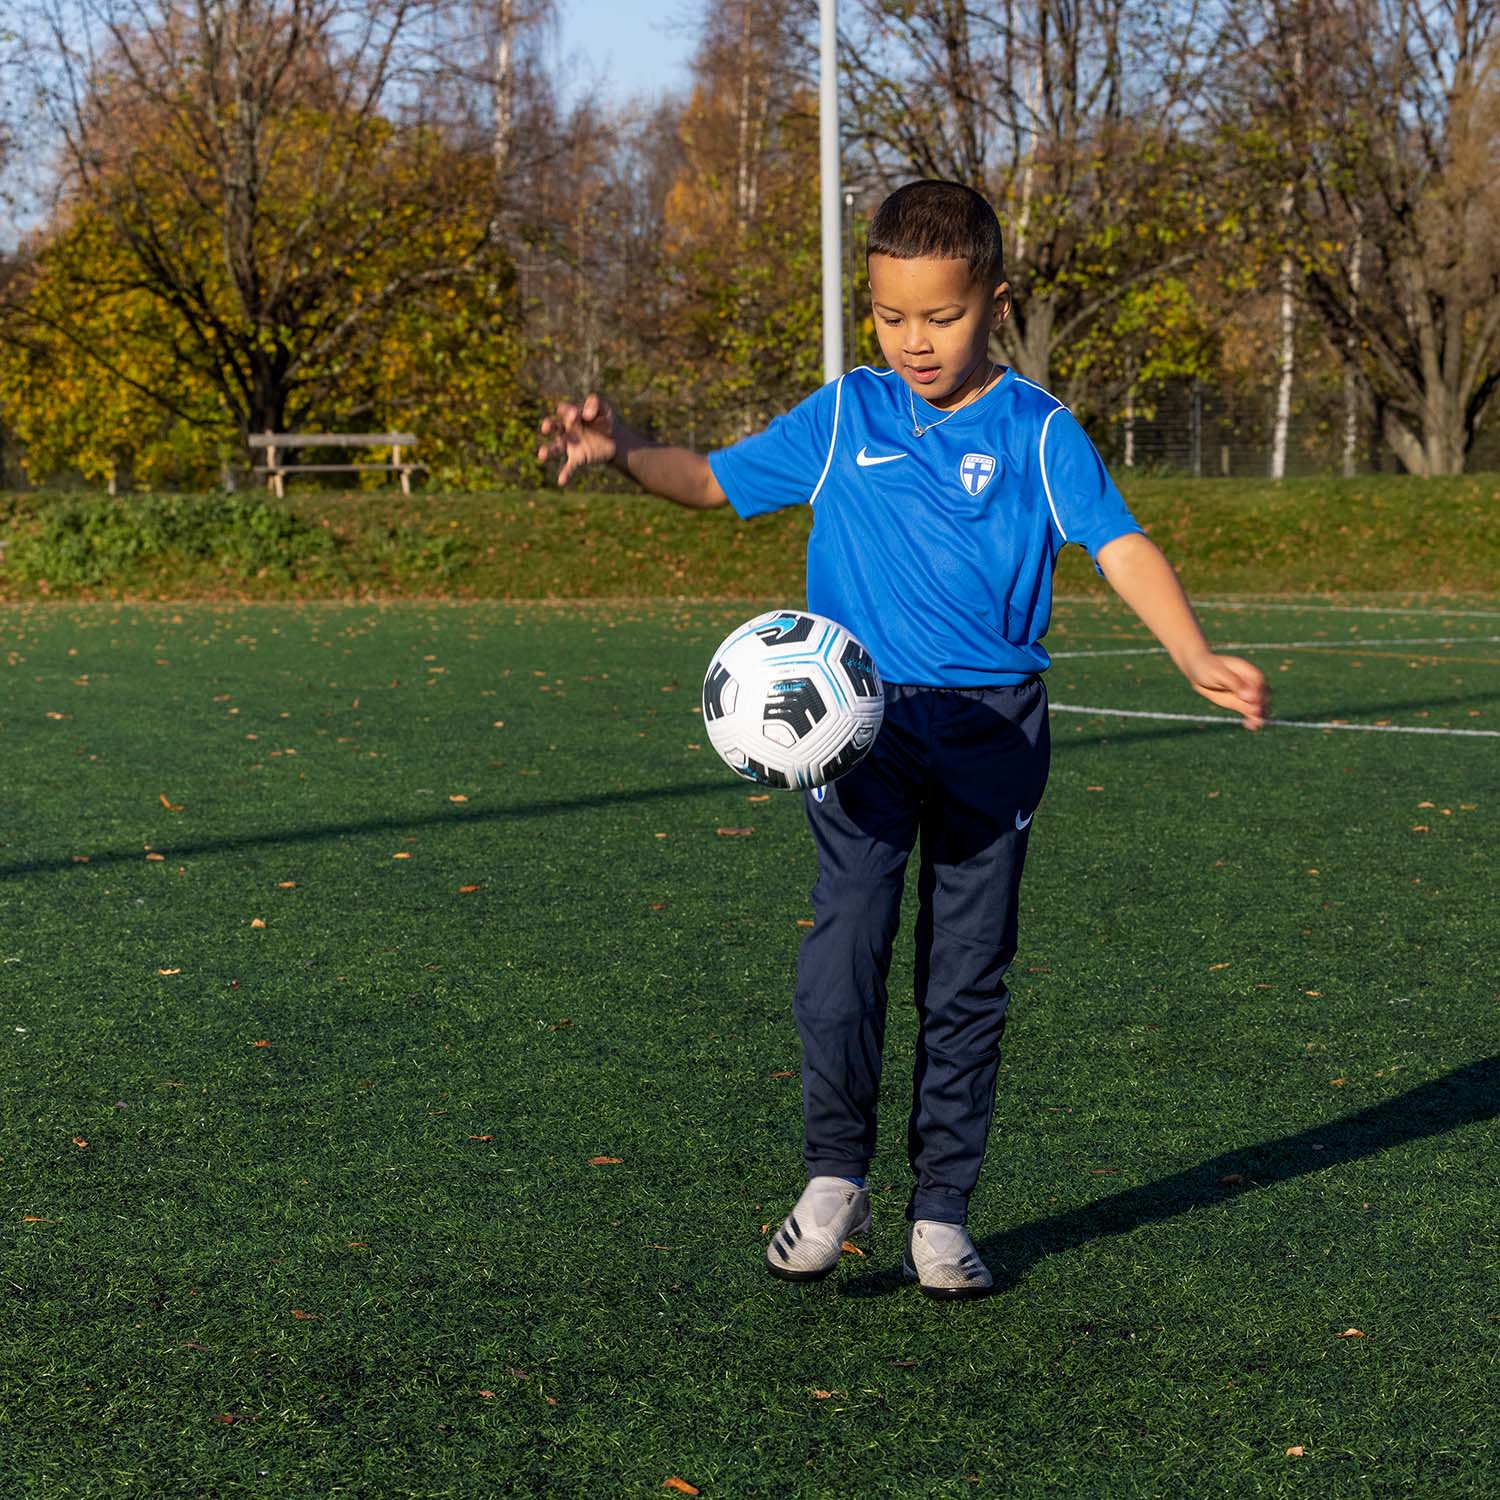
[702,610,884,790]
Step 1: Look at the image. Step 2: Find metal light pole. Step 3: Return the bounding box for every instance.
[819,0,843,383]
[844,189,856,367]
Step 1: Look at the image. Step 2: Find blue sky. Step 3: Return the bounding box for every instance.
[555,0,699,105]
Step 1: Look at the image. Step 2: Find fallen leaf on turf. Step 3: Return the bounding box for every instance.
[1411,825,1429,833]
[22,1216,59,1223]
[1286,1446,1305,1457]
[1087,785,1104,792]
[811,1389,833,1400]
[348,1242,368,1249]
[250,917,266,929]
[796,918,814,927]
[716,826,754,836]
[1208,962,1230,971]
[71,855,90,863]
[159,794,184,811]
[1417,800,1435,808]
[252,1040,271,1047]
[1339,1328,1365,1338]
[841,1240,865,1257]
[770,1070,794,1078]
[72,1138,88,1148]
[277,881,296,889]
[547,1018,573,1031]
[146,853,165,862]
[458,884,481,893]
[1090,1168,1117,1175]
[392,851,412,859]
[663,1480,700,1497]
[1220,1173,1244,1185]
[1331,1078,1348,1086]
[747,794,770,803]
[290,1309,320,1320]
[449,794,468,803]
[589,1156,624,1165]
[468,1135,495,1142]
[649,901,668,910]
[478,1389,495,1399]
[1305,991,1322,997]
[157,968,181,976]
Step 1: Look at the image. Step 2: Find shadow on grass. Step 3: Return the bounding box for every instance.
[840,1054,1499,1299]
[0,778,726,882]
[6,679,1495,884]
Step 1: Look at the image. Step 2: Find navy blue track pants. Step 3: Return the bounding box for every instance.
[794,678,1050,1225]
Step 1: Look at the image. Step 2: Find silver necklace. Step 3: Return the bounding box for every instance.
[909,361,998,438]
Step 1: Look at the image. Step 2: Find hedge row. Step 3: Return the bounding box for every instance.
[1,475,1495,601]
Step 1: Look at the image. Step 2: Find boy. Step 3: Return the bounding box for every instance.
[538,180,1269,1299]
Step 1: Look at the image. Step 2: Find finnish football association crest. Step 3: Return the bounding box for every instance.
[959,452,997,496]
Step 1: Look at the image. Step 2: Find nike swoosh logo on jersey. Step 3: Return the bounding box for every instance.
[855,447,907,467]
[1015,810,1035,831]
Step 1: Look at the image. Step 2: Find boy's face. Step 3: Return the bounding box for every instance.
[867,254,1011,409]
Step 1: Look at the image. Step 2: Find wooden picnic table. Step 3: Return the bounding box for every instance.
[248,432,421,496]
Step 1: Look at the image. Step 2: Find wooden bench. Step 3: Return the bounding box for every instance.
[249,432,422,497]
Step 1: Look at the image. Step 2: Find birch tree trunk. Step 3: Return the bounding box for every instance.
[493,0,515,199]
[1342,220,1363,478]
[1271,237,1294,479]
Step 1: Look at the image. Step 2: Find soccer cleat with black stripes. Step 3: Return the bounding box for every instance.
[902,1219,993,1299]
[765,1176,870,1282]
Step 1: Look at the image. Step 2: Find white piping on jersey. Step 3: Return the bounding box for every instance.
[1012,377,1072,543]
[809,366,897,506]
[808,375,845,505]
[1037,405,1067,542]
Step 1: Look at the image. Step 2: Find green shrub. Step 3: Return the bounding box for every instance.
[4,494,347,589]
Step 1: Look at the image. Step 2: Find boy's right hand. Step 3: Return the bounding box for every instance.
[537,394,618,485]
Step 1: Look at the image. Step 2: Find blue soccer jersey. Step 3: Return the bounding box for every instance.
[707,366,1142,687]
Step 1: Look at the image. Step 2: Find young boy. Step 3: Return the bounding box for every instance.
[538,180,1269,1299]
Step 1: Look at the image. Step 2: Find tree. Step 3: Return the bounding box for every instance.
[838,0,1224,408]
[0,107,528,486]
[9,0,503,441]
[1220,0,1500,475]
[655,0,822,438]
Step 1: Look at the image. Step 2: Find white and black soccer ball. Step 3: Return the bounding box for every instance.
[702,610,884,790]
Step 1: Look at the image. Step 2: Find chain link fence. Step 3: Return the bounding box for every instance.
[3,388,1497,491]
[1089,380,1500,480]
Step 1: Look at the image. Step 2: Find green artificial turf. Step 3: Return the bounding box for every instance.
[1,598,1496,1497]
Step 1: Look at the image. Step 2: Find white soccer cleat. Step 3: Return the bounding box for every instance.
[765,1176,871,1282]
[903,1219,994,1299]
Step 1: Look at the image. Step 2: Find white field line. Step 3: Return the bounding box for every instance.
[1049,703,1500,738]
[1051,635,1500,659]
[1052,597,1500,621]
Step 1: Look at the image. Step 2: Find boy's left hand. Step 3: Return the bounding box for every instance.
[1188,654,1270,730]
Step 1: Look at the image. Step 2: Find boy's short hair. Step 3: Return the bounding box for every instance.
[866,180,1005,286]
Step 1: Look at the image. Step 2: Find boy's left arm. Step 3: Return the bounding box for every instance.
[1094,533,1270,730]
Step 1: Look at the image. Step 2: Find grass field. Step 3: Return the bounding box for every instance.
[2,592,1496,1497]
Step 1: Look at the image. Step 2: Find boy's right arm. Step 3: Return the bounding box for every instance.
[537,393,728,510]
